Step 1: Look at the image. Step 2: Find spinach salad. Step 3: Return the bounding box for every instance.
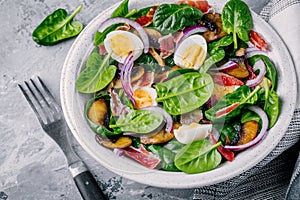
[75,0,279,174]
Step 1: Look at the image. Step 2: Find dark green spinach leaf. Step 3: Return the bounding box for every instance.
[153,4,203,34]
[155,72,214,115]
[174,140,222,174]
[109,110,165,134]
[222,0,253,49]
[32,5,83,45]
[135,53,160,71]
[200,48,226,73]
[264,89,280,128]
[111,0,129,18]
[148,140,184,171]
[75,52,117,93]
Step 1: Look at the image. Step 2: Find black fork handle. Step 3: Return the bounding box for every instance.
[69,162,107,200]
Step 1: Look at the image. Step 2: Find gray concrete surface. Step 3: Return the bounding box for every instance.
[0,0,268,199]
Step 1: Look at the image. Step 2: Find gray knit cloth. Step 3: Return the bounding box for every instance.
[193,0,300,199]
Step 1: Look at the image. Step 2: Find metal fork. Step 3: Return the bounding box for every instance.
[18,77,107,200]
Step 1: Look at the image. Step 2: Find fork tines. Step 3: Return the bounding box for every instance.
[18,77,61,126]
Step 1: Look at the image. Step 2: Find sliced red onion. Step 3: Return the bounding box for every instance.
[224,106,269,151]
[120,52,135,105]
[113,148,124,156]
[245,47,269,59]
[141,106,174,133]
[175,25,208,49]
[209,61,239,72]
[245,59,266,87]
[98,17,149,53]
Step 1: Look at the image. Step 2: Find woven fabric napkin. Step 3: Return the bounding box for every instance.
[193,0,300,199]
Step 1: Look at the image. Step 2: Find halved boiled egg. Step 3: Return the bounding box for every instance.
[104,30,144,63]
[174,35,207,70]
[174,123,212,144]
[133,87,157,109]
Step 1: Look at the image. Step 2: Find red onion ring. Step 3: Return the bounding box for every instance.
[98,17,149,53]
[224,106,269,151]
[141,106,174,133]
[245,59,266,87]
[245,47,269,59]
[209,61,239,72]
[120,52,135,105]
[175,25,208,49]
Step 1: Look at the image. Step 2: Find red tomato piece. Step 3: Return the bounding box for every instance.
[176,0,211,13]
[135,16,153,26]
[212,72,244,86]
[250,30,270,51]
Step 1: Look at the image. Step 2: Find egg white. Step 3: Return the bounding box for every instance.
[104,30,144,63]
[174,34,207,69]
[174,123,212,144]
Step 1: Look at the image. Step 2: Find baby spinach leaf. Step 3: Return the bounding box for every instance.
[32,5,83,45]
[153,4,203,34]
[109,110,165,134]
[111,0,129,18]
[174,140,222,174]
[248,55,278,91]
[241,110,260,124]
[205,85,260,121]
[94,25,118,46]
[264,90,280,128]
[75,52,117,93]
[200,48,226,73]
[155,72,214,115]
[222,0,253,49]
[208,35,234,51]
[148,140,184,171]
[219,121,242,145]
[135,53,160,71]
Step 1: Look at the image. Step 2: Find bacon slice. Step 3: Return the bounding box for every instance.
[215,102,240,118]
[98,45,107,55]
[158,34,175,59]
[109,89,131,116]
[123,145,161,169]
[132,71,155,89]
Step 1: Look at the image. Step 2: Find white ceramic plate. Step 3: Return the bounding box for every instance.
[60,0,297,188]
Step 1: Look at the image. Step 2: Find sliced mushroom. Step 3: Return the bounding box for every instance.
[113,66,145,89]
[96,135,132,149]
[88,99,108,126]
[237,120,259,145]
[134,28,162,48]
[227,57,249,79]
[140,129,174,145]
[149,47,165,67]
[200,13,227,42]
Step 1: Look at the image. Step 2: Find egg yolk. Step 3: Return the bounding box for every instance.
[133,89,153,109]
[109,34,135,56]
[181,44,206,68]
